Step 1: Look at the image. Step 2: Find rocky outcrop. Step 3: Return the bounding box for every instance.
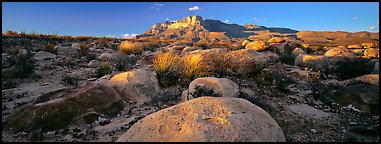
[5,83,124,132]
[87,60,98,68]
[117,97,286,142]
[294,54,329,71]
[180,77,239,102]
[268,37,286,43]
[363,48,379,58]
[333,84,379,114]
[343,74,379,86]
[107,69,160,105]
[245,41,268,51]
[347,45,362,49]
[225,49,272,74]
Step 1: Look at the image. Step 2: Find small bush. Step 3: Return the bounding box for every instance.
[119,41,145,55]
[330,58,374,80]
[113,53,139,71]
[190,85,222,98]
[153,52,183,87]
[62,75,79,87]
[194,39,209,49]
[85,52,97,62]
[95,63,111,78]
[3,49,36,79]
[181,54,210,84]
[43,43,57,54]
[205,50,231,77]
[79,43,91,56]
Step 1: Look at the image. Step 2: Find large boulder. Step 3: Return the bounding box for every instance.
[363,48,379,58]
[225,49,272,74]
[333,84,379,114]
[269,43,294,55]
[98,53,113,61]
[294,54,329,71]
[117,97,286,142]
[181,77,239,102]
[107,69,160,105]
[245,41,268,51]
[5,83,124,132]
[324,47,356,58]
[343,74,379,86]
[268,37,286,43]
[361,42,376,49]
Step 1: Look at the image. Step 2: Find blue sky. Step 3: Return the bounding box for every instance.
[2,2,379,38]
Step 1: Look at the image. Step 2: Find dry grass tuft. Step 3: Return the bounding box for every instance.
[119,41,145,55]
[153,52,183,87]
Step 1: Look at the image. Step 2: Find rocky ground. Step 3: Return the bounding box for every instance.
[1,35,379,142]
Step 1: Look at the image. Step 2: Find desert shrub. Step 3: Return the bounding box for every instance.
[148,39,161,48]
[85,52,97,62]
[95,63,111,78]
[3,49,36,79]
[62,75,79,87]
[2,81,17,89]
[43,43,57,54]
[153,52,183,87]
[79,43,91,55]
[306,69,338,104]
[113,53,139,71]
[205,50,231,77]
[151,88,181,108]
[181,54,210,84]
[272,71,296,93]
[97,38,109,47]
[119,41,145,55]
[190,85,222,98]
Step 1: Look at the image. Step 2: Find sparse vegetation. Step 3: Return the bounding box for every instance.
[62,75,79,87]
[2,48,36,79]
[153,52,183,87]
[95,63,112,78]
[181,54,210,84]
[190,85,222,98]
[113,53,139,71]
[43,43,57,54]
[119,41,145,55]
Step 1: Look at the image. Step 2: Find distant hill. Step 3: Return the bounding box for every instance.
[137,15,298,42]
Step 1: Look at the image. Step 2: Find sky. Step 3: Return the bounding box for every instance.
[2,2,379,38]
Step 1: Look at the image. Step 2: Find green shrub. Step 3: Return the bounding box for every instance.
[190,85,222,98]
[95,63,111,78]
[3,49,36,79]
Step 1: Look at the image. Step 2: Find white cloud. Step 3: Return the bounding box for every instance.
[253,17,257,20]
[165,18,170,21]
[223,19,229,23]
[188,6,200,11]
[353,16,359,20]
[263,18,267,21]
[122,33,138,39]
[150,6,160,11]
[369,26,377,30]
[154,3,164,7]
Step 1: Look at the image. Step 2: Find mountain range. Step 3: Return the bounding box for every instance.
[137,15,379,46]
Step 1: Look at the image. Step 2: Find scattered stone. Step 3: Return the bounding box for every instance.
[310,129,318,134]
[98,53,113,61]
[87,60,98,68]
[364,48,379,58]
[245,41,268,51]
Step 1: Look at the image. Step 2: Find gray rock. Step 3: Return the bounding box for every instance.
[34,51,57,61]
[288,104,330,118]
